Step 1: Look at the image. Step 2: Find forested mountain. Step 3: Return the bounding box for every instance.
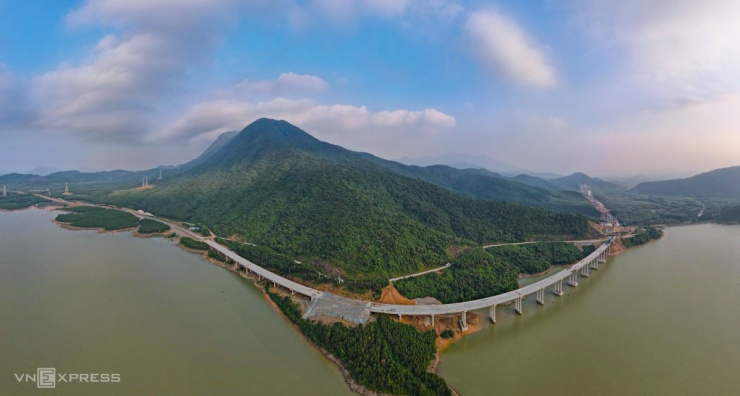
[106,119,590,279]
[514,171,622,192]
[633,166,740,197]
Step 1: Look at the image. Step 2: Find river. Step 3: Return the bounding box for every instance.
[3,209,740,395]
[439,223,740,395]
[0,209,352,395]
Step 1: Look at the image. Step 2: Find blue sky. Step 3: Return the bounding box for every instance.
[2,0,740,177]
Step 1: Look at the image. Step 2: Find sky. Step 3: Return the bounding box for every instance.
[1,0,740,178]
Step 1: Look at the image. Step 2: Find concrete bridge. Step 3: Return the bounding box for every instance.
[41,195,615,327]
[365,238,613,328]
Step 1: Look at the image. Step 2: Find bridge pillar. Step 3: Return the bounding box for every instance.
[553,279,564,296]
[489,305,497,323]
[581,266,590,278]
[515,297,523,315]
[568,272,579,287]
[536,288,545,305]
[398,314,402,320]
[431,314,434,326]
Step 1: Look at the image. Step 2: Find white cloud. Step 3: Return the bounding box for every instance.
[305,0,463,25]
[160,98,456,158]
[570,0,740,100]
[465,10,556,89]
[362,0,415,18]
[29,0,264,141]
[233,73,329,95]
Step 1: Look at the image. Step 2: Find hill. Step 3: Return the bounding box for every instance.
[633,166,740,197]
[514,172,621,192]
[105,119,590,286]
[359,157,598,216]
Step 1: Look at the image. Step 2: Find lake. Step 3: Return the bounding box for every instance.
[3,209,740,395]
[0,209,352,395]
[439,223,740,395]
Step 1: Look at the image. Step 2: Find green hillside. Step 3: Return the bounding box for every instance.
[633,166,740,197]
[99,119,591,285]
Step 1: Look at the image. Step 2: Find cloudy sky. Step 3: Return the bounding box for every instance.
[1,0,740,177]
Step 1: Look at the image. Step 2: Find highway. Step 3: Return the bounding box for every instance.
[38,194,614,325]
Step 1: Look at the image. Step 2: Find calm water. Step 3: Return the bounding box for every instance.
[439,223,740,395]
[0,209,352,395]
[4,210,740,396]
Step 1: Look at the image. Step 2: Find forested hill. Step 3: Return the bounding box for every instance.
[104,119,591,279]
[633,166,740,197]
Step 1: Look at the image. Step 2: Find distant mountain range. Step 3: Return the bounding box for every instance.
[633,166,740,197]
[397,153,561,179]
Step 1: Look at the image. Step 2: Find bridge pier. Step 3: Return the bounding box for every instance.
[581,266,590,278]
[591,259,598,270]
[553,279,564,296]
[536,288,545,305]
[489,305,497,323]
[568,272,579,287]
[460,311,469,331]
[515,297,523,315]
[431,314,434,326]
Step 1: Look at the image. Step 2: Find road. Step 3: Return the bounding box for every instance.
[37,195,614,323]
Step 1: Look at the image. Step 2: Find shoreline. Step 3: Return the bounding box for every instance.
[193,249,392,396]
[1,203,613,396]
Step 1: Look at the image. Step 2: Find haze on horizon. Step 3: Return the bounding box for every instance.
[1,0,740,178]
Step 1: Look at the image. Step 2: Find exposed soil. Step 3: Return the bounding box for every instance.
[379,284,416,305]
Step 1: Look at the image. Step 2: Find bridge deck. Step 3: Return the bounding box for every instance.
[39,195,612,319]
[366,238,612,316]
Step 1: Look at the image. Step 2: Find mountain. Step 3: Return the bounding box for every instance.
[633,166,740,197]
[513,172,622,192]
[397,153,536,177]
[107,119,591,283]
[28,166,64,176]
[359,156,597,216]
[181,130,239,170]
[551,172,622,191]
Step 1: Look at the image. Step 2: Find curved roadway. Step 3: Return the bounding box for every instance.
[42,195,614,321]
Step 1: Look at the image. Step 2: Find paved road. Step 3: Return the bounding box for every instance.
[366,238,613,317]
[389,263,451,282]
[38,195,613,323]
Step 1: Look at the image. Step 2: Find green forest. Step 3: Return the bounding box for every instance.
[396,242,592,303]
[137,218,171,234]
[179,237,209,250]
[0,193,46,210]
[266,286,451,396]
[101,120,590,285]
[621,226,663,248]
[55,206,139,231]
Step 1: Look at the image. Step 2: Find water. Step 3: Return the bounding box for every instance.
[4,209,740,396]
[439,223,740,395]
[0,209,352,395]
